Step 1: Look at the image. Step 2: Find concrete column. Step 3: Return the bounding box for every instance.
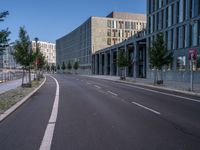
[99,53,102,75]
[110,50,113,76]
[134,42,137,80]
[95,54,98,75]
[104,52,107,75]
[143,46,146,77]
[116,48,119,76]
[125,45,128,77]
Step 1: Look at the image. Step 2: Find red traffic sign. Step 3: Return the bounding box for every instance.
[188,48,196,60]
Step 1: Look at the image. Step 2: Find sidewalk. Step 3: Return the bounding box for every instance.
[0,75,34,95]
[83,75,200,96]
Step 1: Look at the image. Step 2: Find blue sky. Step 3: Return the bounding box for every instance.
[1,0,146,43]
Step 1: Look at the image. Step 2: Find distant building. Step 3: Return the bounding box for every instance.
[0,46,19,69]
[56,11,146,74]
[32,41,56,66]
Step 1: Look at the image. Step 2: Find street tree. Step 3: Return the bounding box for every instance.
[61,61,66,73]
[51,64,55,73]
[67,61,72,73]
[73,61,79,74]
[0,11,10,52]
[13,27,35,87]
[149,33,173,84]
[57,64,60,73]
[117,50,129,80]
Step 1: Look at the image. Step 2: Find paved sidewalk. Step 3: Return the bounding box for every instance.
[0,75,35,95]
[83,75,200,95]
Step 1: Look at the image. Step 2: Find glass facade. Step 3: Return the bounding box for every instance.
[147,0,200,73]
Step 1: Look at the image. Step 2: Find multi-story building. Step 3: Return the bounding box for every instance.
[146,0,200,82]
[56,12,146,74]
[32,41,56,66]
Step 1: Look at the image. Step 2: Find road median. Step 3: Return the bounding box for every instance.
[0,76,46,122]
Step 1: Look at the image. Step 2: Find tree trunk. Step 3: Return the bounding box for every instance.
[22,68,25,86]
[28,66,31,86]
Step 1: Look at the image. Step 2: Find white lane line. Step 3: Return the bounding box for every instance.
[131,101,161,115]
[94,85,101,89]
[107,91,118,96]
[39,75,60,150]
[122,84,200,103]
[87,82,91,85]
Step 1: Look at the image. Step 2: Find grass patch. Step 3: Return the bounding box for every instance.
[0,78,44,114]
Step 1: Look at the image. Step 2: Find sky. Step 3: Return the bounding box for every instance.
[1,0,146,43]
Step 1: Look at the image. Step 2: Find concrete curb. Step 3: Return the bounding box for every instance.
[84,75,200,97]
[0,76,47,123]
[116,80,200,97]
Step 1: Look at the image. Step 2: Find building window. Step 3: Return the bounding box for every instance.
[125,22,130,29]
[107,29,111,36]
[192,22,198,46]
[176,56,186,71]
[178,26,183,49]
[179,0,184,23]
[107,38,111,45]
[107,20,111,28]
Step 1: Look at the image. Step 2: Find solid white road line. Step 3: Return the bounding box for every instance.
[39,75,60,150]
[107,91,118,96]
[87,82,91,85]
[131,101,161,115]
[94,85,101,89]
[123,84,200,103]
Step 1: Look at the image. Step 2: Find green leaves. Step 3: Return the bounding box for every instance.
[149,33,173,70]
[67,61,72,70]
[61,61,66,70]
[117,50,129,68]
[0,11,10,52]
[13,27,34,67]
[73,61,79,70]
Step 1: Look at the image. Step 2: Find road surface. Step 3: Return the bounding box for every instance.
[0,74,200,150]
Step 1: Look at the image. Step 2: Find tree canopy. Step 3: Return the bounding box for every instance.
[0,11,10,52]
[149,33,173,70]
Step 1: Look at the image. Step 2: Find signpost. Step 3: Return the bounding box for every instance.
[188,48,196,91]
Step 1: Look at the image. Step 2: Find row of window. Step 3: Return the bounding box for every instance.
[107,29,138,38]
[148,0,200,16]
[166,21,200,50]
[149,20,200,50]
[149,0,200,33]
[107,20,146,30]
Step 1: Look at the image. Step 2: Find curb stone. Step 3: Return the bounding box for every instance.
[84,75,200,97]
[0,76,47,122]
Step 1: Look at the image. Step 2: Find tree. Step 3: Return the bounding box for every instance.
[0,11,10,52]
[149,33,173,84]
[67,61,72,73]
[57,64,60,73]
[117,50,129,80]
[51,64,55,73]
[73,61,79,74]
[13,27,35,87]
[61,61,66,73]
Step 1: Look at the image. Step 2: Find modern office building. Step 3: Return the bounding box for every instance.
[146,0,200,82]
[92,0,200,84]
[56,12,146,74]
[32,41,56,66]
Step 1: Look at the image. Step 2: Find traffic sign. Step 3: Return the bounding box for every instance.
[189,48,196,60]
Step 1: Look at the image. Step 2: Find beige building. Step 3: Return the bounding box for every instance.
[56,12,146,74]
[32,41,56,66]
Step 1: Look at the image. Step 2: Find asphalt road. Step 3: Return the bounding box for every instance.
[0,74,200,150]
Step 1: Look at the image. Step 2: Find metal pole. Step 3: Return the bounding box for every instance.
[190,56,193,91]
